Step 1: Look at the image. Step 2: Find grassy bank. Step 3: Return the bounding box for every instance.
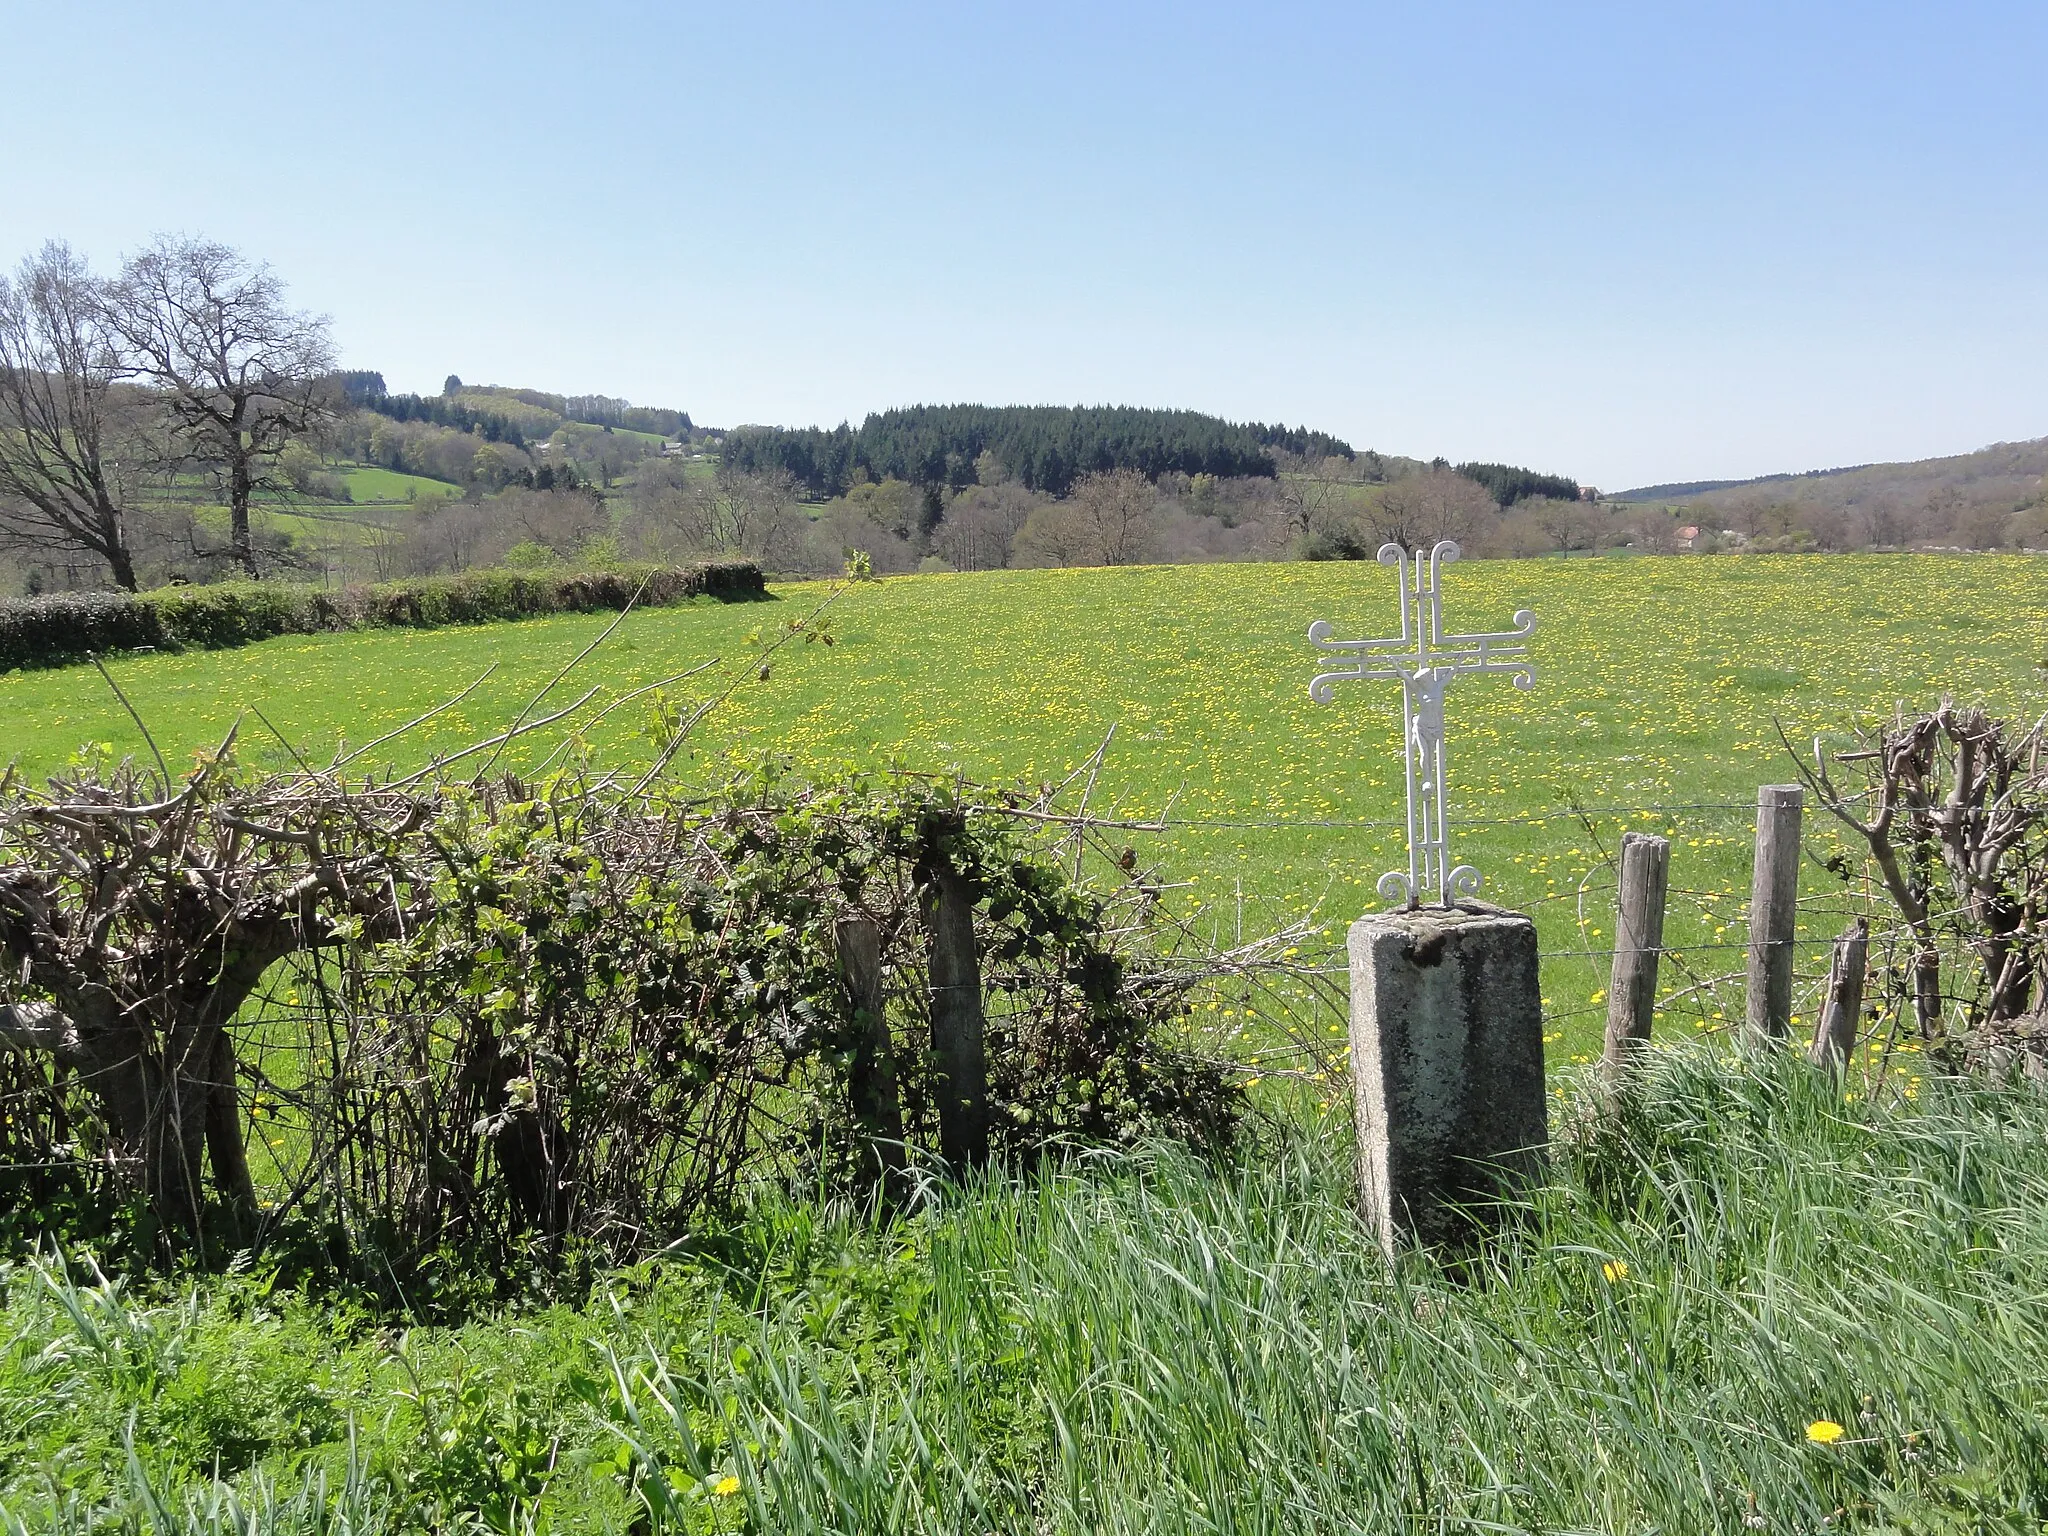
[4,1048,2046,1532]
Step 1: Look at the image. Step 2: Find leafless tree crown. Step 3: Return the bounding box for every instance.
[0,243,145,588]
[105,237,337,576]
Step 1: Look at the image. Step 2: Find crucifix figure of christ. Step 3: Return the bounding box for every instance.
[1307,540,1535,909]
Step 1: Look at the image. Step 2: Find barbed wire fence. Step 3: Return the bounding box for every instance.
[977,773,2032,1099]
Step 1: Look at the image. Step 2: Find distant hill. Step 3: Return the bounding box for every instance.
[1616,438,2045,509]
[1613,465,1877,502]
[333,373,694,443]
[1613,437,2048,548]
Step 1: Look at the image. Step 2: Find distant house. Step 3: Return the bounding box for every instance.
[660,440,687,457]
[1676,524,1701,550]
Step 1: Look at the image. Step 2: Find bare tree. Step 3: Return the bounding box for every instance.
[0,753,420,1244]
[1620,506,1680,555]
[640,463,807,566]
[400,494,493,574]
[1070,468,1159,566]
[934,483,1039,571]
[1530,494,1600,553]
[1365,468,1497,551]
[1275,453,1358,545]
[0,243,144,589]
[106,237,337,576]
[1792,703,2046,1074]
[500,486,609,558]
[1728,497,1794,544]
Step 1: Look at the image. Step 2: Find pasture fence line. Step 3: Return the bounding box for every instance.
[1327,774,2006,1248]
[1169,771,2018,1113]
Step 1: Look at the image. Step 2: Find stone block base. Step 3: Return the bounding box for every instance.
[1347,903,1547,1253]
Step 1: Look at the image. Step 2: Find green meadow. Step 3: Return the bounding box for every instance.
[3,554,2042,1057]
[333,464,459,504]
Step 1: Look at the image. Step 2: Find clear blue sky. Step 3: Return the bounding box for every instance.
[5,1,2043,489]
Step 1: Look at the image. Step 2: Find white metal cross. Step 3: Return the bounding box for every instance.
[1307,541,1535,909]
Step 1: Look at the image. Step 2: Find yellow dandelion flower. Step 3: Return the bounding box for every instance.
[714,1475,741,1496]
[1601,1260,1628,1283]
[1806,1420,1845,1445]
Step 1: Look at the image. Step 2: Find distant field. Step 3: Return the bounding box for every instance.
[3,554,2042,1055]
[336,462,460,503]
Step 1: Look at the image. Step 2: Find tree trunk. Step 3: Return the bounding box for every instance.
[229,451,258,576]
[144,1023,215,1243]
[203,1028,258,1241]
[105,543,138,592]
[5,992,270,1249]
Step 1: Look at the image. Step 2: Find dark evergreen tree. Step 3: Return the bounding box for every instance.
[1454,462,1581,505]
[722,405,1348,498]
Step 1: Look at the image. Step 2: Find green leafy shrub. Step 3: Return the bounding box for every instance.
[0,591,164,672]
[147,583,337,650]
[286,767,1241,1300]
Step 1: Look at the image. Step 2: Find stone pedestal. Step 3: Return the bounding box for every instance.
[1347,903,1547,1253]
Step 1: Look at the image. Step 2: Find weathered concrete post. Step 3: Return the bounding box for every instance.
[918,814,990,1172]
[835,915,907,1197]
[1347,903,1548,1254]
[1602,832,1671,1071]
[1745,784,1805,1044]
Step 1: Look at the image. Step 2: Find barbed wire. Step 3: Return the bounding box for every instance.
[1052,801,1768,834]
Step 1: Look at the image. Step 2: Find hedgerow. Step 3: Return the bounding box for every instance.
[0,562,764,671]
[0,752,1241,1299]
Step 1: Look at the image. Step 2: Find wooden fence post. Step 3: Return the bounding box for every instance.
[1808,918,1869,1070]
[1602,832,1670,1070]
[1745,784,1804,1044]
[835,915,907,1197]
[918,814,990,1171]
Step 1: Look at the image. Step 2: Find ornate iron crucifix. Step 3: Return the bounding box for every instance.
[1307,541,1535,909]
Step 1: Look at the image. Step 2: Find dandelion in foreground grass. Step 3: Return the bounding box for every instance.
[1601,1260,1628,1283]
[1806,1420,1845,1445]
[713,1475,741,1496]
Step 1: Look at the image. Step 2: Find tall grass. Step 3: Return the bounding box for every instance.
[7,1049,2048,1533]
